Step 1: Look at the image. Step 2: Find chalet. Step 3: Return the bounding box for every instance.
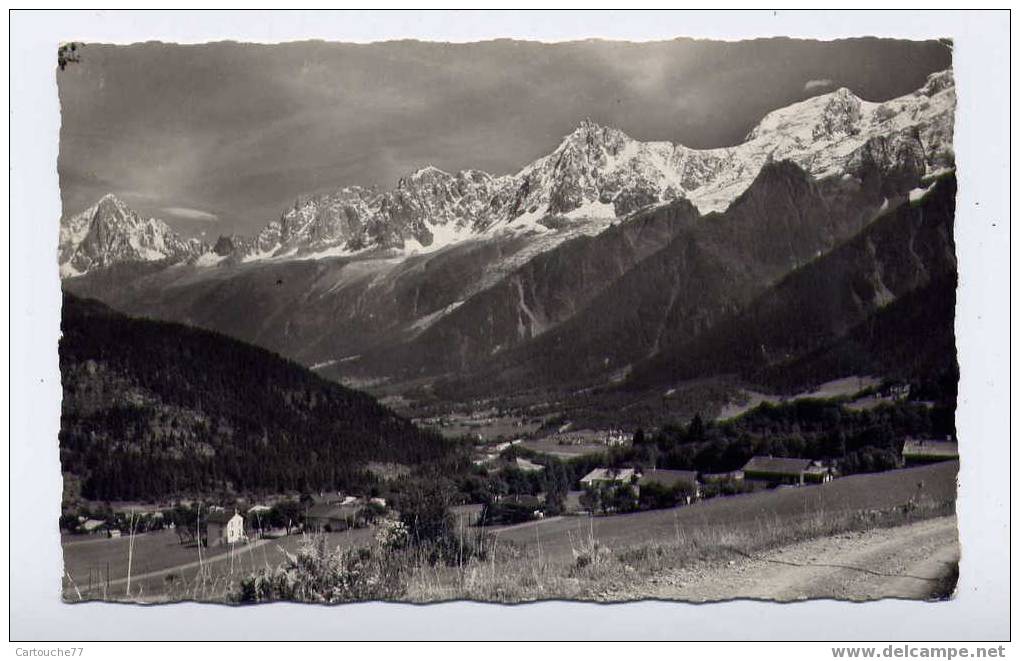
[304,502,360,532]
[206,510,245,546]
[638,469,701,501]
[902,439,959,465]
[742,457,832,486]
[579,467,636,489]
[888,383,911,400]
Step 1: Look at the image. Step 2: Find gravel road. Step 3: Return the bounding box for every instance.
[604,516,959,602]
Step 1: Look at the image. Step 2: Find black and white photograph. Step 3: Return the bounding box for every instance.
[7,9,1012,645]
[51,33,965,606]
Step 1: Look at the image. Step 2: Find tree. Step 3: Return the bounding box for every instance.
[608,484,638,513]
[579,486,601,515]
[57,43,81,70]
[398,480,455,546]
[59,512,80,533]
[272,500,303,534]
[687,414,705,443]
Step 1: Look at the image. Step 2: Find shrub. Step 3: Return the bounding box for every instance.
[570,528,612,576]
[477,501,537,526]
[234,536,403,604]
[397,481,456,546]
[375,518,410,551]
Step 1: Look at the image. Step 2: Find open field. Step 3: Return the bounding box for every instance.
[62,527,376,602]
[488,461,957,562]
[715,376,882,421]
[419,414,541,442]
[402,463,958,603]
[518,436,610,458]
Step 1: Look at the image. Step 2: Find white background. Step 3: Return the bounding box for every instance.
[7,9,1012,642]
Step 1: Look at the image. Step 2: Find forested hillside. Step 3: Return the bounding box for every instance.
[59,294,453,500]
[627,173,958,394]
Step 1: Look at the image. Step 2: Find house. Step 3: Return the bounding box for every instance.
[579,467,637,489]
[304,502,360,532]
[107,529,122,539]
[638,469,701,501]
[369,497,387,508]
[206,510,245,546]
[247,504,272,515]
[742,457,831,486]
[902,439,959,465]
[888,383,911,400]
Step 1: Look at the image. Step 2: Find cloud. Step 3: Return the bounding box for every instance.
[804,78,835,92]
[161,207,219,222]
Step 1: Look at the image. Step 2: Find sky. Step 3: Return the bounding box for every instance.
[57,37,952,238]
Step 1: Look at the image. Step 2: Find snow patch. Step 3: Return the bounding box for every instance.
[194,252,228,267]
[563,200,617,219]
[310,355,361,371]
[410,300,466,332]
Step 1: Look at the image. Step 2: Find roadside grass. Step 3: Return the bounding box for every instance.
[404,493,955,603]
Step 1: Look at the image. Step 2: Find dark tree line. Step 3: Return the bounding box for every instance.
[618,394,954,476]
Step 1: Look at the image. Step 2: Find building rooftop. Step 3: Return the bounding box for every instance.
[206,510,242,524]
[305,502,359,519]
[742,456,814,476]
[638,469,699,488]
[515,457,545,472]
[902,439,959,458]
[580,467,636,484]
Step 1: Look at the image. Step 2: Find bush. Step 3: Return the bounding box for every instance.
[234,536,403,604]
[397,481,456,546]
[375,518,410,551]
[570,528,612,577]
[477,501,537,526]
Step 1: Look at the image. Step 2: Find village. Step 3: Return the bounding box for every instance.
[62,431,959,546]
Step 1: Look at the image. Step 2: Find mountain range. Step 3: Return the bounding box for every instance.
[60,69,958,421]
[60,69,954,274]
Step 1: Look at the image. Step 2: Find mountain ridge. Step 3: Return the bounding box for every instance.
[59,69,955,278]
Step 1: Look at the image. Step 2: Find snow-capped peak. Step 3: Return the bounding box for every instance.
[58,195,206,278]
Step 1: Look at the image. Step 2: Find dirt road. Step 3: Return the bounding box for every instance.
[607,516,959,602]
